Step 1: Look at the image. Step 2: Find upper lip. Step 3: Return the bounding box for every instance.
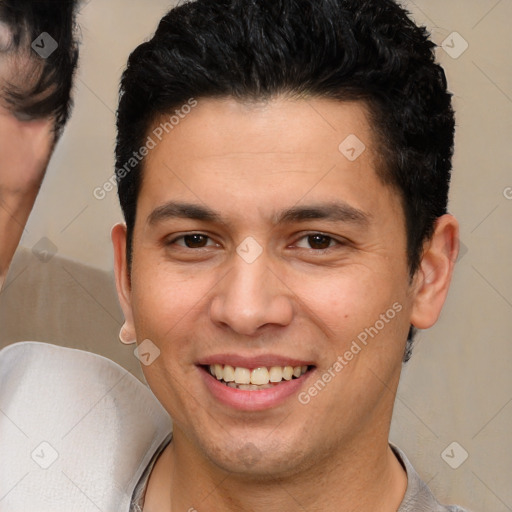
[197,354,315,369]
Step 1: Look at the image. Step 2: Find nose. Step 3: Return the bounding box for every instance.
[209,249,294,336]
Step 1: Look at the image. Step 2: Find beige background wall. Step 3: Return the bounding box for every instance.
[1,1,511,510]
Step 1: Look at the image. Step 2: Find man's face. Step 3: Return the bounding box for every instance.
[118,97,417,476]
[0,23,55,281]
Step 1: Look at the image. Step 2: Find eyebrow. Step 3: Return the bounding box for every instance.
[147,201,370,227]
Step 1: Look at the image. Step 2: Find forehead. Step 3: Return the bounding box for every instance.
[148,96,376,163]
[137,96,399,224]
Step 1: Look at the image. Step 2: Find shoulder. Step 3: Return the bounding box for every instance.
[0,342,172,511]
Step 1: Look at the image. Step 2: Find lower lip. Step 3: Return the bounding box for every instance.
[198,366,315,411]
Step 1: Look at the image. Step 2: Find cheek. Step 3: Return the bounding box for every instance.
[292,264,405,332]
[130,258,215,348]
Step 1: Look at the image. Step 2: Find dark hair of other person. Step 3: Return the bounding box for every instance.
[115,0,456,362]
[0,0,81,137]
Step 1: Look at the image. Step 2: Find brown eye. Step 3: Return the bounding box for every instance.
[294,233,340,251]
[182,234,209,248]
[308,234,332,250]
[168,234,216,249]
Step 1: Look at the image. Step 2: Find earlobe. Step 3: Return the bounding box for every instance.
[111,223,137,344]
[410,214,459,330]
[119,322,137,345]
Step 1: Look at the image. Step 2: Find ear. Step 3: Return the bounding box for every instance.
[410,214,460,329]
[112,223,136,342]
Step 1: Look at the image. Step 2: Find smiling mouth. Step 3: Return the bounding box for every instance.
[203,364,315,390]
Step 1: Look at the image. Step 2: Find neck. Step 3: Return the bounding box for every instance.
[145,428,407,512]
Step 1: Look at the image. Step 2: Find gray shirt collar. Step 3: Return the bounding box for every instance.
[391,443,469,511]
[131,441,470,511]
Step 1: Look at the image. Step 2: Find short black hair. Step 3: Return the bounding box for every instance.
[115,0,456,362]
[0,0,81,136]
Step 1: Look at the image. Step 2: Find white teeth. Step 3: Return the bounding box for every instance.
[251,367,270,385]
[234,367,251,384]
[207,364,309,388]
[282,366,294,380]
[223,365,235,382]
[269,366,283,382]
[238,383,273,390]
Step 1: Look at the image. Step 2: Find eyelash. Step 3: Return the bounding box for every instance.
[166,232,344,252]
